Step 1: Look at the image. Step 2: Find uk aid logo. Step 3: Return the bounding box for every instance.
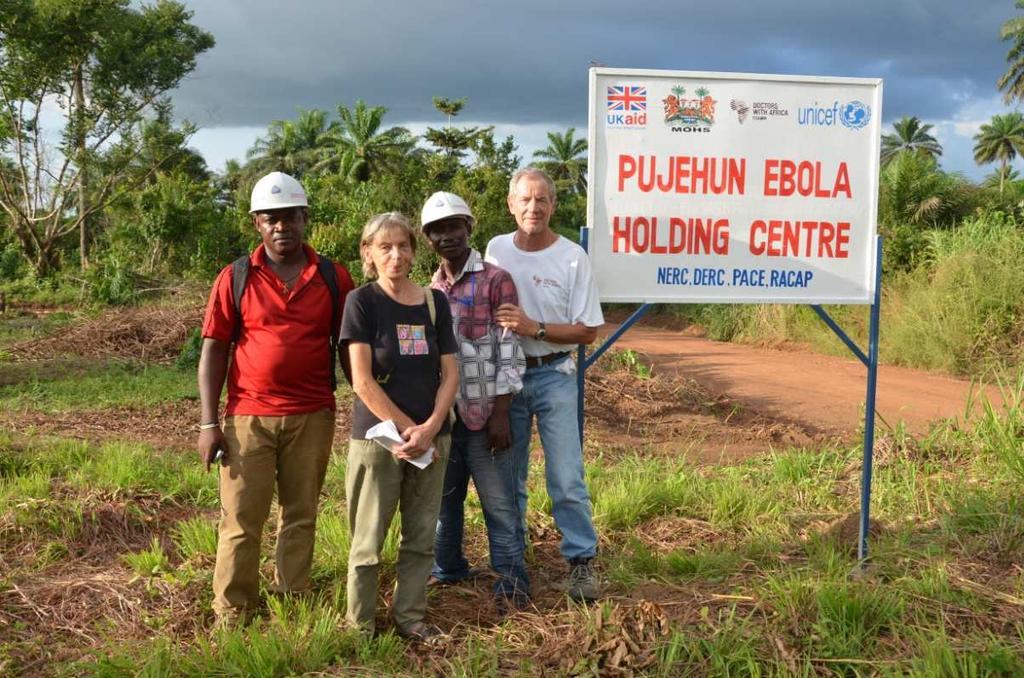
[606,85,647,128]
[797,100,871,130]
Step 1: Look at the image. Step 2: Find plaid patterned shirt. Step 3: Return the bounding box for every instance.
[431,249,525,431]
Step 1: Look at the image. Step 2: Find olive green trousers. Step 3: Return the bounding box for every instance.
[345,435,450,632]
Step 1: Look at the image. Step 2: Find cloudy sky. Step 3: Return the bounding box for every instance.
[174,0,1021,180]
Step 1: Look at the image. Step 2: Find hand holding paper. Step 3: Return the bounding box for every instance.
[365,420,434,469]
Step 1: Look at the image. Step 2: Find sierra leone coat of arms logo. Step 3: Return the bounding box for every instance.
[663,86,717,126]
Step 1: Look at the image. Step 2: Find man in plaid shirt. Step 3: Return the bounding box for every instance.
[421,191,530,612]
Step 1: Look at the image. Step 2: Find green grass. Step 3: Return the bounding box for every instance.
[5,424,1024,675]
[4,365,1024,674]
[0,310,75,351]
[122,537,171,577]
[172,517,218,561]
[0,438,218,507]
[590,454,697,531]
[0,360,196,412]
[91,597,408,677]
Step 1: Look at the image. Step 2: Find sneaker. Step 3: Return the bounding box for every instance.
[566,557,601,602]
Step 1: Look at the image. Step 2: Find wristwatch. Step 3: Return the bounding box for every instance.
[534,322,547,340]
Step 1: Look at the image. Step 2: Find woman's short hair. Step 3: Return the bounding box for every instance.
[360,211,417,278]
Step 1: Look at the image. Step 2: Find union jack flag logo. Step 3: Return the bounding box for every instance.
[607,85,646,112]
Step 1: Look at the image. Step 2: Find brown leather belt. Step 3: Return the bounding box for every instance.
[525,351,571,369]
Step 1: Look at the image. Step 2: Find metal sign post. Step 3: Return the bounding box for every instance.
[577,233,884,562]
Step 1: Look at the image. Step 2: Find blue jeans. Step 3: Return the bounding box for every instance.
[432,419,529,599]
[509,357,598,561]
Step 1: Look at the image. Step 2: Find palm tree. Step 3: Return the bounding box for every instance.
[246,108,336,179]
[533,128,588,194]
[999,0,1024,103]
[983,164,1021,190]
[880,116,942,165]
[319,101,413,181]
[878,152,970,228]
[973,112,1024,194]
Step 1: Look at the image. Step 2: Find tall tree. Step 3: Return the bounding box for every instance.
[246,108,336,179]
[432,96,466,128]
[424,96,486,161]
[533,127,588,193]
[0,0,214,275]
[880,116,942,165]
[998,0,1024,103]
[973,112,1024,194]
[318,100,413,182]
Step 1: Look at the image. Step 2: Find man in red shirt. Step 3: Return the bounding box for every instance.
[197,171,355,625]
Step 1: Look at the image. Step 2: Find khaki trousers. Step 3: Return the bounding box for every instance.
[345,435,451,631]
[212,409,335,618]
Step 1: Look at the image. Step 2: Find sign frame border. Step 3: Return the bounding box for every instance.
[586,66,884,305]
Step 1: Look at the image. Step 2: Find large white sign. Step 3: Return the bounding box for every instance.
[587,68,882,304]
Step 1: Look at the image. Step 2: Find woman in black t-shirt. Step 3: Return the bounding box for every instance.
[340,212,458,642]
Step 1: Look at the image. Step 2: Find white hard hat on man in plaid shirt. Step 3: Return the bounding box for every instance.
[420,191,475,232]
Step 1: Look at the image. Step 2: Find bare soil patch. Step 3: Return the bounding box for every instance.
[604,323,993,437]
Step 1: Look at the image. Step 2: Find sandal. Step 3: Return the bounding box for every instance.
[397,621,446,644]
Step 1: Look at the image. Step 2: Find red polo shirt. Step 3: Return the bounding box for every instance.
[202,244,355,416]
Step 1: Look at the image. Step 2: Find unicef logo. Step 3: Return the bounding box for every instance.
[840,100,870,129]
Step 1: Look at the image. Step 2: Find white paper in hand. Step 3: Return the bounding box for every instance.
[364,420,434,469]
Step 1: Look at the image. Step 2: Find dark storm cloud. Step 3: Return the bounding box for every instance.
[174,0,1015,129]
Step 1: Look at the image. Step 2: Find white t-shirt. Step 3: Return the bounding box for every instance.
[485,233,604,357]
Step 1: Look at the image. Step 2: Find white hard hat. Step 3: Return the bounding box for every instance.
[420,191,474,231]
[249,171,308,213]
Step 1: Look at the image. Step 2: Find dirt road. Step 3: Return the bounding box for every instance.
[602,324,987,437]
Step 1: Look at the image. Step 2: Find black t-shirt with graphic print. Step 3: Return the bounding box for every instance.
[341,282,457,439]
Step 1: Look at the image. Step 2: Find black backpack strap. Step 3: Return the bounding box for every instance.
[316,255,341,391]
[230,255,250,344]
[231,253,340,391]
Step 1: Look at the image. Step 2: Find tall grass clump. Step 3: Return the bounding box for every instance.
[92,597,406,677]
[311,512,350,581]
[173,516,218,561]
[969,370,1024,482]
[883,215,1024,373]
[121,537,170,577]
[590,455,697,531]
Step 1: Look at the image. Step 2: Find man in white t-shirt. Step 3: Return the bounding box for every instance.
[485,167,604,602]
